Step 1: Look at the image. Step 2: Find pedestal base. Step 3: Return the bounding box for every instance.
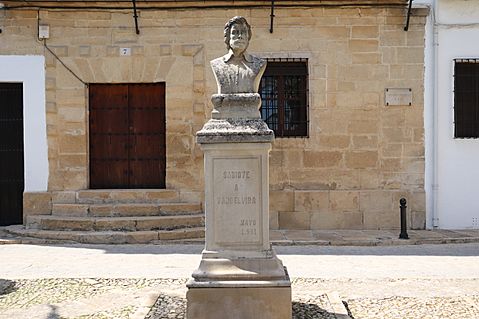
[192,249,288,281]
[186,285,292,319]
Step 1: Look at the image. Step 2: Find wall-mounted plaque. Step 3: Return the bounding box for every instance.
[385,88,412,106]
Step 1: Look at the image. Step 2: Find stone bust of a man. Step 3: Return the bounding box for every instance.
[210,16,267,94]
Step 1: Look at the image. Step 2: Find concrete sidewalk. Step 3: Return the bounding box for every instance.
[1,243,479,280]
[2,227,479,246]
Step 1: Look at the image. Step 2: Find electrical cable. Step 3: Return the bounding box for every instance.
[2,1,410,11]
[43,40,87,86]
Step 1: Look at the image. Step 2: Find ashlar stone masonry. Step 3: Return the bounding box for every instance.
[1,2,427,232]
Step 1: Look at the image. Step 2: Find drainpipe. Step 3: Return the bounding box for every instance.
[423,0,439,229]
[431,0,439,228]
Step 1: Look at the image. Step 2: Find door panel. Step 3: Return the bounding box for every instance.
[90,84,129,188]
[128,84,166,188]
[89,83,166,189]
[0,83,24,226]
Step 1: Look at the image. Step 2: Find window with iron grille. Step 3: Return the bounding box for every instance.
[260,58,308,137]
[454,59,479,138]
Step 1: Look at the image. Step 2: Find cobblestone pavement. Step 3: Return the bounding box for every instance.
[345,295,479,319]
[0,278,163,319]
[2,277,479,319]
[0,278,341,319]
[145,279,340,319]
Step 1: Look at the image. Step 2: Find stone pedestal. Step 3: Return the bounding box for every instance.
[187,115,291,319]
[187,16,291,318]
[186,286,291,319]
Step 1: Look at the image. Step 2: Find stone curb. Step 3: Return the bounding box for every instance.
[327,291,352,319]
[2,228,479,246]
[271,237,479,247]
[130,291,159,319]
[2,236,479,246]
[0,238,22,245]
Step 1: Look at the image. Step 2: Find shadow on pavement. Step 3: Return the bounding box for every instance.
[46,305,60,319]
[145,294,346,319]
[0,279,16,296]
[293,301,343,319]
[5,241,478,257]
[53,242,479,257]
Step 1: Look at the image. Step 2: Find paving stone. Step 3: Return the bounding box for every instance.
[159,203,203,215]
[157,227,205,240]
[3,226,204,244]
[111,204,161,216]
[28,216,94,231]
[52,204,89,217]
[9,277,477,319]
[94,218,136,231]
[135,216,204,231]
[345,295,479,319]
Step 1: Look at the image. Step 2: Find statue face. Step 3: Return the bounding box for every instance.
[229,23,249,53]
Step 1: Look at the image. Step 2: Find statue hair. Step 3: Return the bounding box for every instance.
[224,16,252,50]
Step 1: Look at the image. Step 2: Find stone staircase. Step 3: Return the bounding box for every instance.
[5,190,205,244]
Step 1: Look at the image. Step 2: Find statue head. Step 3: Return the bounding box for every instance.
[224,16,252,54]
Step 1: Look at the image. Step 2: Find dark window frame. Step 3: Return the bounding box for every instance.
[260,58,309,138]
[454,59,479,139]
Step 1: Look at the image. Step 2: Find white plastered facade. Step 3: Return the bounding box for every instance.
[0,55,48,192]
[420,0,479,229]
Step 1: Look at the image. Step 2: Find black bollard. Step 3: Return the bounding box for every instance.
[399,198,409,239]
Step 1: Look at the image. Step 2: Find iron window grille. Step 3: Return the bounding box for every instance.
[260,58,309,137]
[454,59,479,138]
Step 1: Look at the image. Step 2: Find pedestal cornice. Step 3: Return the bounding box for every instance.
[196,119,274,144]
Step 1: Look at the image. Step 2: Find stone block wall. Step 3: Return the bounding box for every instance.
[258,7,427,230]
[1,5,427,230]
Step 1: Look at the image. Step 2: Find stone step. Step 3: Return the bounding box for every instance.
[4,225,205,244]
[52,203,203,217]
[52,189,181,204]
[27,215,204,232]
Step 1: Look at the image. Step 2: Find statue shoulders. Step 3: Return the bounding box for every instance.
[210,56,226,69]
[245,53,267,70]
[210,52,266,69]
[248,53,266,65]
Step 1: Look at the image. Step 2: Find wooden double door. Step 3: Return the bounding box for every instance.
[0,83,24,226]
[89,83,166,189]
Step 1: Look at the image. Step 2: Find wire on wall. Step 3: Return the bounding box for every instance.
[43,41,87,86]
[2,1,412,11]
[35,10,87,86]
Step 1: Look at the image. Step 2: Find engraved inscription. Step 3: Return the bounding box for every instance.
[385,88,412,106]
[240,219,256,226]
[216,196,256,205]
[213,157,261,244]
[216,169,256,206]
[223,170,250,179]
[240,219,257,236]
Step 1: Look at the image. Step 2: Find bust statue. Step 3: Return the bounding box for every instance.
[197,16,273,143]
[209,16,267,119]
[211,16,267,95]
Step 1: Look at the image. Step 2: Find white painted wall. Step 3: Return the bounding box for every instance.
[0,56,48,192]
[421,0,479,229]
[435,27,479,229]
[437,0,479,25]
